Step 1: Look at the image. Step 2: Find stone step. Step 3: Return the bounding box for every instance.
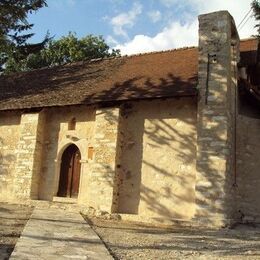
[29,199,82,212]
[52,196,78,204]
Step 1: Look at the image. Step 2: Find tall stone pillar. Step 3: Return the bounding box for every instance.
[195,11,239,226]
[14,111,45,200]
[88,107,120,213]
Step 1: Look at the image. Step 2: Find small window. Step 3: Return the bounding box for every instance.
[68,117,76,130]
[88,147,94,160]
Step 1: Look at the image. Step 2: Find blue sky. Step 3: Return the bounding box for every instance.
[28,0,257,55]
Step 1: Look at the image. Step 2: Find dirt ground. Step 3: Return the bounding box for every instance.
[87,217,260,260]
[0,203,33,260]
[1,204,260,260]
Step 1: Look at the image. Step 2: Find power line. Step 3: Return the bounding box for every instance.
[237,8,252,29]
[238,14,253,31]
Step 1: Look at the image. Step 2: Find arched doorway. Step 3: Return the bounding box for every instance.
[57,144,81,198]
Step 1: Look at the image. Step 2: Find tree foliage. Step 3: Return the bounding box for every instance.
[0,0,47,45]
[0,0,120,74]
[17,32,120,72]
[0,0,49,73]
[252,0,260,37]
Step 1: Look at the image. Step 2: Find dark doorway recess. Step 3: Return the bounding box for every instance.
[57,144,81,198]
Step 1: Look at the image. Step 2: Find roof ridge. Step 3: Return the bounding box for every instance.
[83,46,198,63]
[55,37,259,64]
[123,38,258,58]
[1,38,256,77]
[90,38,257,60]
[120,46,197,59]
[3,46,198,76]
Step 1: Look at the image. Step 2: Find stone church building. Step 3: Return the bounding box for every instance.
[0,11,259,226]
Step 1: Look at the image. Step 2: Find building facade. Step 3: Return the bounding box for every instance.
[0,11,259,226]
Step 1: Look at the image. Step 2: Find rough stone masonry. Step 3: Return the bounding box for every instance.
[0,10,259,227]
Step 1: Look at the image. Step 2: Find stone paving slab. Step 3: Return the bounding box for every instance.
[10,207,113,260]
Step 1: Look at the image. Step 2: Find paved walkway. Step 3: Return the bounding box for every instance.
[10,207,113,260]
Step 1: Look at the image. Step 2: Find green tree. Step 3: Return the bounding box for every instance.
[0,0,48,73]
[6,32,120,72]
[252,0,260,37]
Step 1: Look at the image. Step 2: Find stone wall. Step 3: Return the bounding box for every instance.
[25,100,196,219]
[13,112,45,200]
[0,111,21,200]
[2,11,259,227]
[38,106,96,201]
[115,98,197,220]
[87,107,120,213]
[195,11,239,226]
[236,114,260,222]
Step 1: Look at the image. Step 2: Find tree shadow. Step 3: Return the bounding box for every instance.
[90,218,260,259]
[0,203,32,259]
[88,73,198,220]
[0,112,21,199]
[0,50,198,110]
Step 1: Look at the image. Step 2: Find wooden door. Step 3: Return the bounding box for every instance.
[57,144,81,198]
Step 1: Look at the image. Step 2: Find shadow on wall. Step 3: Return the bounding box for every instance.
[0,138,16,164]
[38,108,63,201]
[0,151,16,198]
[84,73,198,220]
[238,80,260,119]
[86,51,240,225]
[236,82,260,221]
[93,95,197,220]
[0,112,21,198]
[117,99,197,220]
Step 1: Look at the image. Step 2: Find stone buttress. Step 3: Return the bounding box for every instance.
[195,11,240,226]
[13,111,45,200]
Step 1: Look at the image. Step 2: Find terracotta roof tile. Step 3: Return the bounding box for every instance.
[239,38,259,66]
[0,38,257,111]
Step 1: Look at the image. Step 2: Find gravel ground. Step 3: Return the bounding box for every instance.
[0,203,33,260]
[87,217,260,260]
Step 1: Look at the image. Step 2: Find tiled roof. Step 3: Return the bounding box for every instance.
[0,38,257,111]
[239,38,259,66]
